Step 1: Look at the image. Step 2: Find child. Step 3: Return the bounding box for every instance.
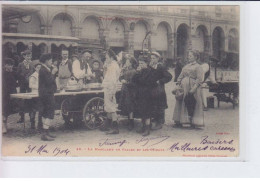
[29,60,42,129]
[2,58,17,134]
[90,60,103,83]
[101,49,121,134]
[39,54,58,141]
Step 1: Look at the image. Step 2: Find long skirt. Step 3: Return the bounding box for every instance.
[118,84,136,115]
[173,77,204,127]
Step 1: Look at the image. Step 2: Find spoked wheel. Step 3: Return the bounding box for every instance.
[61,98,73,126]
[83,97,105,130]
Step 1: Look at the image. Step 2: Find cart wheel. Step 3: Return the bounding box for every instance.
[83,97,105,130]
[61,98,73,126]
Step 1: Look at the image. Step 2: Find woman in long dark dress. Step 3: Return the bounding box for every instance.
[118,55,137,130]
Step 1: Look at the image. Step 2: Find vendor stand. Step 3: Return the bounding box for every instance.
[10,88,105,130]
[209,53,239,108]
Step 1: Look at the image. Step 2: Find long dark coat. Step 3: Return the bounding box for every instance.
[150,64,172,111]
[2,70,17,117]
[39,65,57,119]
[132,67,158,119]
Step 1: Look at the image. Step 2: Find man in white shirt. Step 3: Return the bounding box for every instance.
[72,50,93,84]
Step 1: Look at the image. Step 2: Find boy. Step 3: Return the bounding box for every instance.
[39,54,58,141]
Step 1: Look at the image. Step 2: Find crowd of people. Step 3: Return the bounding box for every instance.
[2,47,216,141]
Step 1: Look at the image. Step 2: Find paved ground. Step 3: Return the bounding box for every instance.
[1,69,239,157]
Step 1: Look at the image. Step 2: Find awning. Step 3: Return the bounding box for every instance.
[2,33,80,47]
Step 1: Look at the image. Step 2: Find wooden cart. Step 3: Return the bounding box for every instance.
[10,90,105,129]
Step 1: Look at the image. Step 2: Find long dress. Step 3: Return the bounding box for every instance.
[118,67,137,115]
[173,61,204,127]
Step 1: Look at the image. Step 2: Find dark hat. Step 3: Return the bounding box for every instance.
[21,49,32,56]
[71,54,79,59]
[4,58,14,65]
[40,53,52,63]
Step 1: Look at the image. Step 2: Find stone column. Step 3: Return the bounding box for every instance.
[167,33,174,59]
[99,28,110,49]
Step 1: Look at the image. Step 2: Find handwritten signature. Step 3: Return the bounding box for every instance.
[25,144,71,156]
[136,135,170,147]
[99,138,129,147]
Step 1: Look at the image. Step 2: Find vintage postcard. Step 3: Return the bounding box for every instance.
[1,2,240,158]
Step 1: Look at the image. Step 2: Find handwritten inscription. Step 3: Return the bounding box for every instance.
[136,135,170,147]
[168,135,236,153]
[25,144,70,156]
[99,138,129,147]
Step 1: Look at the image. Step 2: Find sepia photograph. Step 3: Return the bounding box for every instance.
[1,3,240,158]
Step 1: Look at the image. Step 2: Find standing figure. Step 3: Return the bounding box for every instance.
[101,49,121,134]
[118,55,137,131]
[174,57,185,82]
[17,49,34,123]
[29,60,42,129]
[72,51,93,85]
[39,54,58,141]
[89,60,104,83]
[58,49,72,91]
[149,52,172,130]
[172,50,204,128]
[2,58,17,134]
[197,57,217,111]
[132,57,157,136]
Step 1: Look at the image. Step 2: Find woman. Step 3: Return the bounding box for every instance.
[101,49,121,134]
[118,55,137,130]
[172,50,204,128]
[197,56,217,111]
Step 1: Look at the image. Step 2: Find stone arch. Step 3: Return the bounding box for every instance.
[81,16,101,39]
[51,12,75,36]
[80,14,104,29]
[108,18,128,50]
[50,10,76,27]
[212,26,225,60]
[135,19,152,32]
[194,25,209,52]
[155,21,173,34]
[108,16,129,32]
[228,28,239,52]
[176,23,190,61]
[133,20,150,52]
[151,21,173,58]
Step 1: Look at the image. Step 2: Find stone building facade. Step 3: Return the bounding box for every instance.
[2,5,239,62]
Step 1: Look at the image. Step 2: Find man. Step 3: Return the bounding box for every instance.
[58,49,72,90]
[72,50,93,84]
[39,54,58,141]
[149,52,172,130]
[17,49,34,124]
